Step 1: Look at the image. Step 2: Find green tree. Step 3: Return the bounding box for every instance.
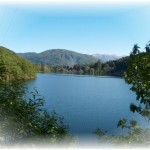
[90,68,95,75]
[41,64,50,73]
[84,65,90,74]
[145,41,150,53]
[124,47,150,121]
[94,60,102,70]
[130,44,140,55]
[0,46,36,82]
[79,69,83,74]
[94,60,102,75]
[0,80,73,146]
[95,43,150,146]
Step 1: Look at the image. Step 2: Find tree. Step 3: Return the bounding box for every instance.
[124,46,150,122]
[130,44,140,55]
[0,46,36,81]
[94,60,102,70]
[0,56,7,81]
[79,69,83,74]
[90,68,95,75]
[145,41,150,53]
[0,80,73,146]
[41,64,50,73]
[94,60,102,75]
[95,43,150,146]
[84,65,90,74]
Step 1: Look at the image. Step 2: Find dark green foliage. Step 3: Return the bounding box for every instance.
[49,57,128,77]
[104,56,129,76]
[19,49,129,77]
[130,44,140,55]
[117,118,127,129]
[0,46,36,82]
[94,60,102,75]
[124,45,150,121]
[95,42,150,146]
[145,41,150,53]
[0,46,72,146]
[18,49,98,67]
[35,64,51,73]
[0,80,72,146]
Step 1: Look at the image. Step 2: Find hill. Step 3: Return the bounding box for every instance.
[18,49,98,67]
[0,46,36,81]
[104,56,129,76]
[92,54,122,62]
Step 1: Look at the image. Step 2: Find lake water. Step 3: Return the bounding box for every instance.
[25,73,147,139]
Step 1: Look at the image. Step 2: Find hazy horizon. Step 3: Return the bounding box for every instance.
[16,48,125,57]
[0,1,150,55]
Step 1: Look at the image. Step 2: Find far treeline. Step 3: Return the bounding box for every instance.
[0,42,150,147]
[36,56,129,77]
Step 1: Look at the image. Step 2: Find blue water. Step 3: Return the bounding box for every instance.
[25,73,147,137]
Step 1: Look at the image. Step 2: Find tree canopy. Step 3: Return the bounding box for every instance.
[0,80,73,146]
[95,43,150,147]
[0,46,73,146]
[0,46,36,82]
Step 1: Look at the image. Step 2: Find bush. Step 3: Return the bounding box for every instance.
[0,80,73,146]
[95,43,150,147]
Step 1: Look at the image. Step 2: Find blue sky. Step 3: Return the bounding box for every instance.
[0,2,150,55]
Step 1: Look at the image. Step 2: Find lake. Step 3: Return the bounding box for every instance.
[25,73,147,139]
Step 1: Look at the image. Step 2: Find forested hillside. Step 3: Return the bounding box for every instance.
[0,47,70,145]
[36,56,129,77]
[18,49,98,67]
[0,46,36,82]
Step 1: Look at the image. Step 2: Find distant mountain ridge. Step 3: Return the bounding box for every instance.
[92,54,122,62]
[18,49,98,67]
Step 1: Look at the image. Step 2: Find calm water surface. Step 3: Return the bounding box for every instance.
[26,73,146,137]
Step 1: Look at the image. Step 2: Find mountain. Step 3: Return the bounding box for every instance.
[92,54,122,62]
[0,46,36,81]
[18,49,98,67]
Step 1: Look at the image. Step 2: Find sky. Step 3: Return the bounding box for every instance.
[0,0,150,55]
